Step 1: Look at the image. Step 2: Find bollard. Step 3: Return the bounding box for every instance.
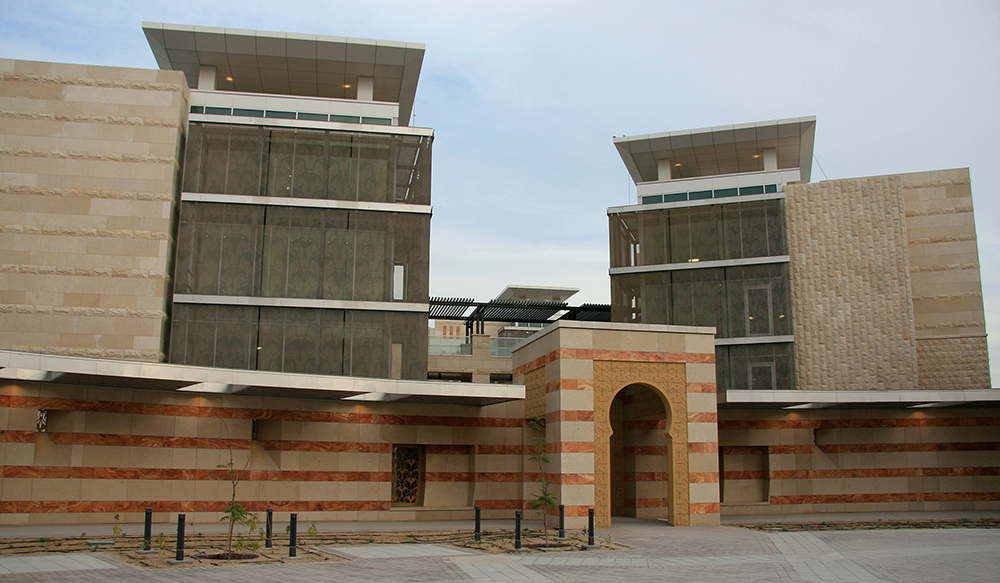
[588,508,595,546]
[474,506,481,543]
[558,504,565,539]
[288,513,298,558]
[143,508,152,551]
[514,510,521,550]
[265,508,273,549]
[175,514,186,562]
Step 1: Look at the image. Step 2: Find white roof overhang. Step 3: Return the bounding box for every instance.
[720,389,1000,410]
[0,350,522,406]
[142,22,425,124]
[615,116,816,184]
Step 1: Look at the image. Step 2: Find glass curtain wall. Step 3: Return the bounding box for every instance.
[169,304,427,380]
[610,202,792,390]
[172,123,432,380]
[611,264,791,338]
[183,123,431,205]
[609,201,786,268]
[715,343,794,391]
[173,203,429,303]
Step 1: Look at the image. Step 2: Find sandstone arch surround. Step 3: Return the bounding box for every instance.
[512,321,721,529]
[595,365,686,527]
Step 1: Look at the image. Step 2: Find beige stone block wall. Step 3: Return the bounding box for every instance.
[427,334,514,383]
[0,378,534,525]
[785,176,919,391]
[0,59,188,362]
[718,408,1000,516]
[900,168,990,389]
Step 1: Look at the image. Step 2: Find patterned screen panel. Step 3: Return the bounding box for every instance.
[392,445,423,505]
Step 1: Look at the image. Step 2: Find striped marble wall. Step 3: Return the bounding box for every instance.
[719,408,1000,515]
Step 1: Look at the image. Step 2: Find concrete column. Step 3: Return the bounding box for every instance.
[657,159,673,181]
[357,77,374,101]
[470,334,490,383]
[197,66,217,91]
[763,148,777,172]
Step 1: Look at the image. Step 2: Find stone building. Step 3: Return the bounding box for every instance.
[0,24,995,528]
[0,23,526,526]
[607,119,997,515]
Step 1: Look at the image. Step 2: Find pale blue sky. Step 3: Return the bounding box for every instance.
[3,0,999,384]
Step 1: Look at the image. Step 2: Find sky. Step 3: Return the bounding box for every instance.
[2,1,999,383]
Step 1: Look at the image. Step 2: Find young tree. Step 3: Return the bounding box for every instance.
[218,421,259,557]
[526,416,556,546]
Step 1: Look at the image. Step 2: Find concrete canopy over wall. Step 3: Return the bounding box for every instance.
[512,321,720,527]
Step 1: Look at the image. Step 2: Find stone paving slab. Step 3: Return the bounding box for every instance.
[0,553,116,575]
[449,555,552,582]
[319,543,475,559]
[0,517,999,582]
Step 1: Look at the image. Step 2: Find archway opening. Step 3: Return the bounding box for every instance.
[609,383,671,520]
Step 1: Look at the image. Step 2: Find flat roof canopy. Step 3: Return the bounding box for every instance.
[720,389,1000,409]
[0,350,521,406]
[429,297,611,327]
[615,117,816,184]
[496,285,579,303]
[142,22,425,124]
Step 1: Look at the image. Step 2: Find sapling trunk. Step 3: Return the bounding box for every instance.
[527,416,556,546]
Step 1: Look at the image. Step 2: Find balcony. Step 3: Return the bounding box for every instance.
[428,336,471,356]
[427,336,525,358]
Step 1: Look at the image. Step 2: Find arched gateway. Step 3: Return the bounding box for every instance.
[513,321,721,528]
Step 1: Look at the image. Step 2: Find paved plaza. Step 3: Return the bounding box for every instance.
[1,514,999,582]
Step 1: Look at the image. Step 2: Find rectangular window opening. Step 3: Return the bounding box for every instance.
[232,108,265,118]
[393,264,405,301]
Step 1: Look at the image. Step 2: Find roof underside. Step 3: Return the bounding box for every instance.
[429,298,611,325]
[496,285,579,303]
[142,22,425,124]
[0,350,520,406]
[615,117,816,184]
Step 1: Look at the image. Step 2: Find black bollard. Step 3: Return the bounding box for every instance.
[558,504,565,539]
[175,514,186,562]
[288,513,298,558]
[474,506,481,543]
[588,508,595,546]
[265,508,273,549]
[143,508,152,551]
[514,510,521,550]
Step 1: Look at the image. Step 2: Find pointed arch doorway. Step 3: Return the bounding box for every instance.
[593,361,691,527]
[609,384,672,520]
